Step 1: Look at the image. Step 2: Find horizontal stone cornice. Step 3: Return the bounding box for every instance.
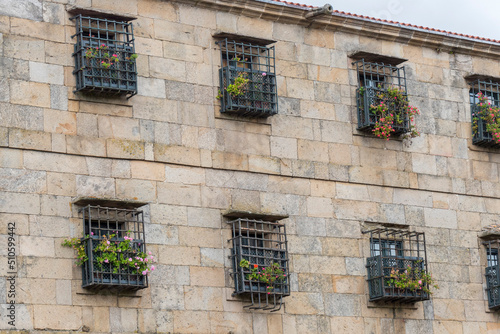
[173,0,500,59]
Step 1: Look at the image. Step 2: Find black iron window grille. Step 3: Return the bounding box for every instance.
[216,39,278,118]
[364,228,430,303]
[354,59,411,136]
[469,79,500,147]
[228,218,289,311]
[71,15,137,97]
[80,205,147,291]
[484,241,500,309]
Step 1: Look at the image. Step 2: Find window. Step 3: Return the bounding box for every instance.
[71,15,137,97]
[354,59,413,137]
[484,241,500,309]
[216,38,277,118]
[228,217,289,311]
[80,205,147,291]
[469,79,500,147]
[364,228,430,303]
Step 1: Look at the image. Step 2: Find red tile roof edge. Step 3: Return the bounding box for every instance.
[268,0,500,44]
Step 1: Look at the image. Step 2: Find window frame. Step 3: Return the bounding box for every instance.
[71,14,138,98]
[469,79,500,147]
[228,217,289,312]
[216,38,278,118]
[484,240,500,309]
[354,59,411,136]
[364,228,430,303]
[79,204,148,291]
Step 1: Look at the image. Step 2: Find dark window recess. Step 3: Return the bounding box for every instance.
[469,79,500,148]
[354,59,410,136]
[71,15,137,97]
[364,228,429,303]
[80,205,147,291]
[228,218,289,311]
[216,39,278,118]
[484,241,500,309]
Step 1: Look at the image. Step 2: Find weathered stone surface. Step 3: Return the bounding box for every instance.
[0,0,42,21]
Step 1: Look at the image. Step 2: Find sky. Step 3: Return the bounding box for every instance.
[298,0,500,41]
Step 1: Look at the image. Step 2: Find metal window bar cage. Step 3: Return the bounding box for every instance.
[363,228,429,303]
[228,217,289,311]
[71,15,137,97]
[79,205,147,291]
[484,240,500,309]
[354,59,410,136]
[217,39,278,118]
[469,79,500,147]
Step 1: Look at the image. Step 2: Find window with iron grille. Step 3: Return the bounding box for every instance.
[228,217,289,311]
[364,228,430,303]
[71,15,137,97]
[484,241,500,309]
[354,60,412,137]
[80,205,147,291]
[216,39,278,118]
[469,79,500,147]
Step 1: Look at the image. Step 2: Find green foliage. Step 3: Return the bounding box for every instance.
[84,44,138,69]
[62,233,156,276]
[388,261,438,295]
[216,72,249,100]
[239,259,286,293]
[364,85,420,140]
[472,92,500,143]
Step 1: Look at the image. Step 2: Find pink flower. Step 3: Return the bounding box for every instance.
[106,241,110,245]
[90,232,94,236]
[129,258,132,261]
[112,54,118,57]
[148,251,152,255]
[418,280,422,285]
[262,72,267,76]
[142,270,147,275]
[104,259,109,263]
[151,266,155,271]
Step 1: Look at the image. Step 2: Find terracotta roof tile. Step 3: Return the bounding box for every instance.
[269,0,500,44]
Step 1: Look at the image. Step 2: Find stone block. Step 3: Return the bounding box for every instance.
[424,208,457,229]
[307,196,333,218]
[149,56,186,81]
[285,292,324,315]
[109,308,138,332]
[4,35,45,62]
[211,151,248,171]
[200,248,224,267]
[155,144,201,166]
[29,61,64,85]
[66,136,107,157]
[0,168,46,193]
[9,128,51,151]
[116,178,156,202]
[320,120,353,144]
[268,175,310,196]
[201,186,231,209]
[44,109,76,135]
[50,84,68,111]
[298,139,329,163]
[159,245,200,266]
[187,207,221,228]
[286,77,315,100]
[138,0,177,20]
[10,80,50,108]
[261,192,306,216]
[132,96,177,122]
[173,310,211,334]
[157,183,201,206]
[150,203,187,226]
[190,267,225,287]
[248,155,281,174]
[76,175,115,198]
[107,139,145,160]
[137,76,166,98]
[45,41,72,66]
[324,293,361,317]
[271,136,298,159]
[19,236,54,257]
[184,285,223,311]
[130,160,165,181]
[0,148,22,168]
[11,17,65,42]
[34,305,82,330]
[98,115,140,140]
[179,225,217,254]
[0,0,42,20]
[155,20,195,44]
[433,299,465,321]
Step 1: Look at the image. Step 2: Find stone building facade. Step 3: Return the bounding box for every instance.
[1,0,500,333]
